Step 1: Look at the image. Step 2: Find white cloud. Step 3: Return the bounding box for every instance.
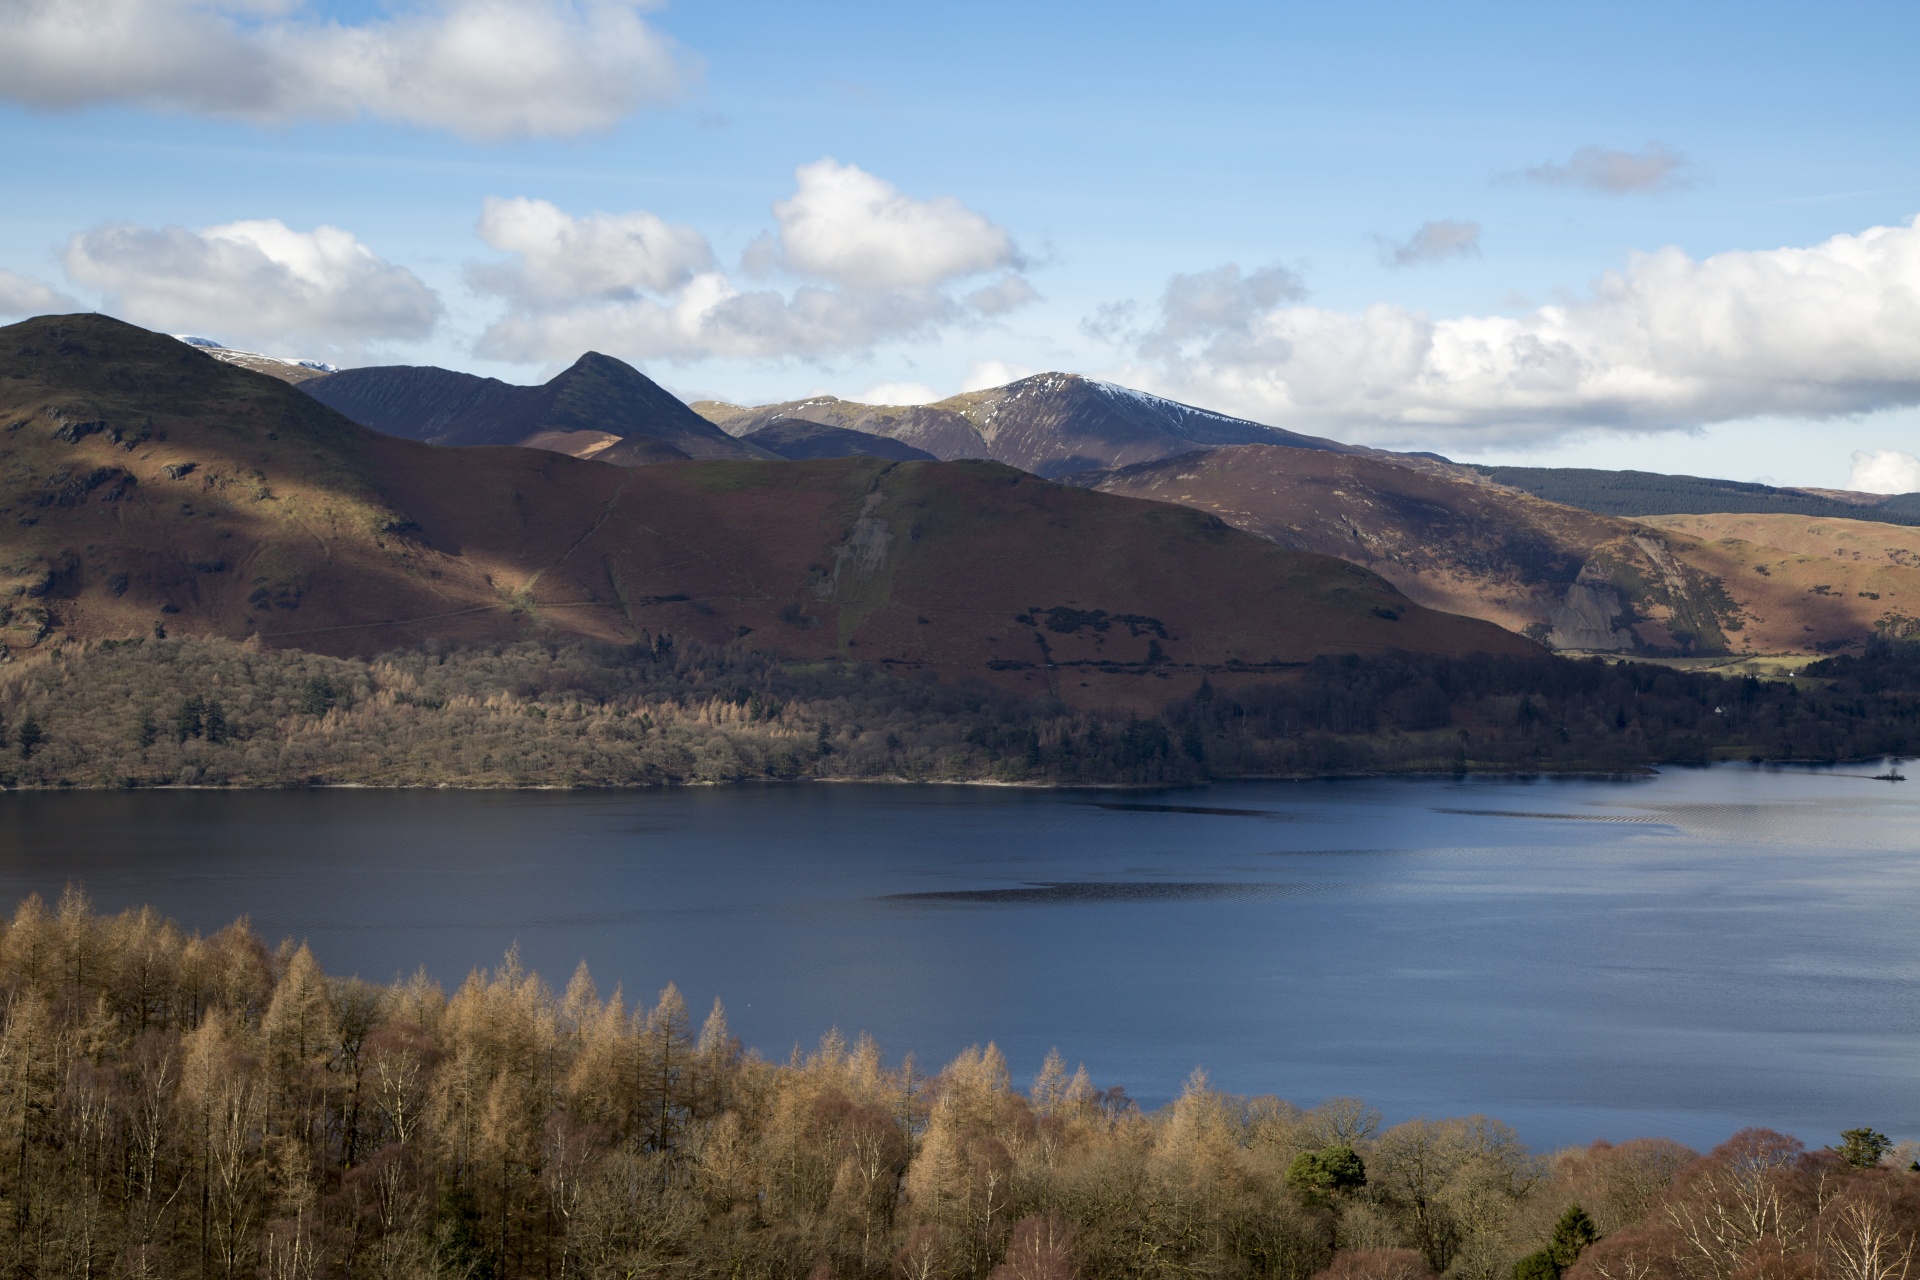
[1516,143,1695,194]
[469,196,713,305]
[472,160,1034,364]
[772,159,1018,290]
[1379,219,1481,268]
[1109,216,1920,448]
[0,0,690,140]
[0,269,77,317]
[962,358,1037,392]
[62,218,440,355]
[855,380,942,405]
[1849,448,1920,494]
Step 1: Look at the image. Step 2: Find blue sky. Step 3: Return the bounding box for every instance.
[3,0,1918,486]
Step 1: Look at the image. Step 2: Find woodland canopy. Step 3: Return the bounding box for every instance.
[0,894,1914,1280]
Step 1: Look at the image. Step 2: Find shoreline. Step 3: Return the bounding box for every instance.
[4,757,1912,794]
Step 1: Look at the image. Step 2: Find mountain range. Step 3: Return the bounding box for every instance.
[15,318,1919,672]
[0,315,1530,709]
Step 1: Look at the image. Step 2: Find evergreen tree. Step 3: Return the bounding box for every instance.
[1548,1204,1599,1268]
[1285,1143,1367,1197]
[298,677,336,716]
[174,695,204,743]
[14,714,43,759]
[1837,1127,1892,1168]
[1515,1203,1600,1280]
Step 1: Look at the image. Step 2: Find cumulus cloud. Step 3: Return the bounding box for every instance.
[1379,219,1481,268]
[468,196,713,305]
[773,160,1019,290]
[471,160,1034,364]
[0,0,691,140]
[1106,216,1920,448]
[0,269,77,318]
[1849,449,1920,494]
[62,218,440,354]
[1516,143,1695,194]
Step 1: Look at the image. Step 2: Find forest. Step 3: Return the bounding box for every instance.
[2,636,1920,788]
[0,894,1913,1280]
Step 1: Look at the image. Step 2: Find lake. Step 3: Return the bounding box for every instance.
[0,764,1915,1153]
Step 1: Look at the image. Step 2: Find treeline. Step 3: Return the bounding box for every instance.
[3,636,1920,788]
[1,894,1914,1280]
[1163,645,1920,775]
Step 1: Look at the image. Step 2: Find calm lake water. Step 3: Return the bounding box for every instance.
[0,765,1915,1152]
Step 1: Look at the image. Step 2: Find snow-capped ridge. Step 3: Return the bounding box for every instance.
[171,333,338,376]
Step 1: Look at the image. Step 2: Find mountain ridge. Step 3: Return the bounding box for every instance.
[694,372,1384,479]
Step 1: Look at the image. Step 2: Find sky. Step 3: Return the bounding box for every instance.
[2,0,1918,488]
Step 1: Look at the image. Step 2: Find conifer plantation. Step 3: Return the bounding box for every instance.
[1,894,1914,1280]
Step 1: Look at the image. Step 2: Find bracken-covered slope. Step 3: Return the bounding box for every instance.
[696,373,1365,478]
[304,352,765,460]
[0,316,1531,708]
[1086,445,1753,655]
[1638,513,1920,652]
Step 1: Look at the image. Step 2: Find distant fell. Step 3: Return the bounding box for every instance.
[698,372,1363,479]
[1087,445,1747,655]
[305,351,765,460]
[741,417,937,462]
[1476,465,1920,526]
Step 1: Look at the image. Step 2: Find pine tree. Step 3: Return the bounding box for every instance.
[1836,1128,1892,1169]
[1547,1204,1599,1269]
[15,714,43,759]
[175,695,205,743]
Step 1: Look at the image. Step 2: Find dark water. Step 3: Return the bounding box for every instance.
[1,766,1916,1152]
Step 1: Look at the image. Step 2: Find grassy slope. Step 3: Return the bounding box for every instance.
[1638,513,1920,651]
[0,316,1531,711]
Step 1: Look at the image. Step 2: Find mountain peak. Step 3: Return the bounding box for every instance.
[305,351,761,460]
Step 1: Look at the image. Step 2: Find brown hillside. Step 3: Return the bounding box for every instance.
[1638,512,1920,652]
[1087,445,1749,655]
[0,316,1530,709]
